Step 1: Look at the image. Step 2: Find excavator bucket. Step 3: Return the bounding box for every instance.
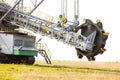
[75,19,109,61]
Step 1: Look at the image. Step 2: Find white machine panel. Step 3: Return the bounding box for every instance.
[0,33,14,54]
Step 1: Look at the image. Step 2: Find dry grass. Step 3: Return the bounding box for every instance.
[0,60,120,80]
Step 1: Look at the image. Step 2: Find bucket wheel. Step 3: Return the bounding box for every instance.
[75,19,109,61]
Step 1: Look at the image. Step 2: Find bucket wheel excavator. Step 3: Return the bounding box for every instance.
[0,0,108,64]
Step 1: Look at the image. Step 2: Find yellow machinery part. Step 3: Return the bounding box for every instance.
[103,32,109,36]
[42,27,48,34]
[0,27,15,31]
[42,22,51,34]
[100,48,106,53]
[61,17,67,24]
[96,19,101,24]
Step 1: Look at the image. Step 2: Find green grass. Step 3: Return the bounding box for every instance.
[0,61,120,80]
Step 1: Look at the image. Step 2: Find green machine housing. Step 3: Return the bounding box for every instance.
[0,31,38,64]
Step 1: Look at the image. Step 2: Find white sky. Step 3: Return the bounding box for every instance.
[6,0,120,61]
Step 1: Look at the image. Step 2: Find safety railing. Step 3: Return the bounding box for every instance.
[36,42,52,64]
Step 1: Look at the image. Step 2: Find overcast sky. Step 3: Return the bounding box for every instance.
[5,0,120,61]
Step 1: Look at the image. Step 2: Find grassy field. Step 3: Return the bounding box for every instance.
[0,61,120,80]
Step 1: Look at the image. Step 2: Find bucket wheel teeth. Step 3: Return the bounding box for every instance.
[87,56,96,61]
[77,53,83,59]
